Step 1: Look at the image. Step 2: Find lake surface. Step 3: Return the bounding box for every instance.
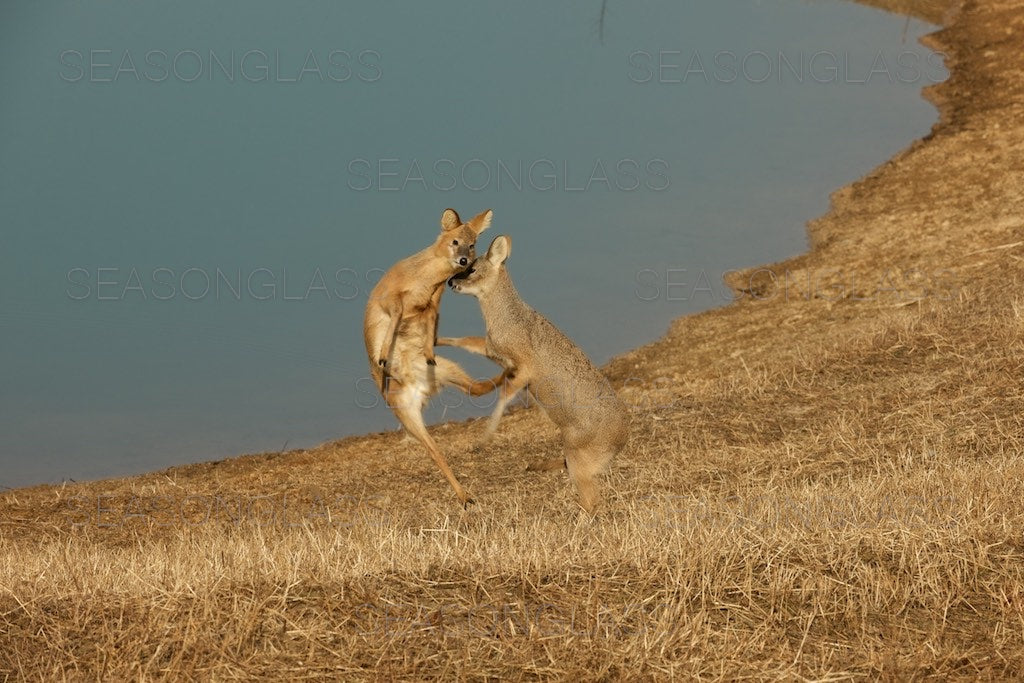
[0,0,946,488]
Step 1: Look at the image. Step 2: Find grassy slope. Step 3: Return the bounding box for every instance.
[3,0,1024,678]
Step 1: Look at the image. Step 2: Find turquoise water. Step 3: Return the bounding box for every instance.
[0,0,945,488]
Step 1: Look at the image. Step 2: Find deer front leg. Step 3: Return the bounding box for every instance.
[436,336,488,355]
[476,369,529,448]
[377,299,404,368]
[422,283,446,366]
[423,306,438,366]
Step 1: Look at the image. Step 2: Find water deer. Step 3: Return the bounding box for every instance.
[439,235,628,513]
[363,208,502,506]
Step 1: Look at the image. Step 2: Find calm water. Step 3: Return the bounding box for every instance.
[0,1,945,488]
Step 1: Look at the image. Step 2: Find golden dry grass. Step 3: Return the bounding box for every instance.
[3,0,1024,678]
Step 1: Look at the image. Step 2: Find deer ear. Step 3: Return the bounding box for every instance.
[469,209,493,235]
[440,208,461,232]
[486,235,511,265]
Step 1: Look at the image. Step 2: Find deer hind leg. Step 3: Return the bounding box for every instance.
[389,386,473,507]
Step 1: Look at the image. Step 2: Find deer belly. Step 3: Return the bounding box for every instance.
[389,346,437,405]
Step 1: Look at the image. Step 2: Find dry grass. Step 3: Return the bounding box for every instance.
[4,0,1024,678]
